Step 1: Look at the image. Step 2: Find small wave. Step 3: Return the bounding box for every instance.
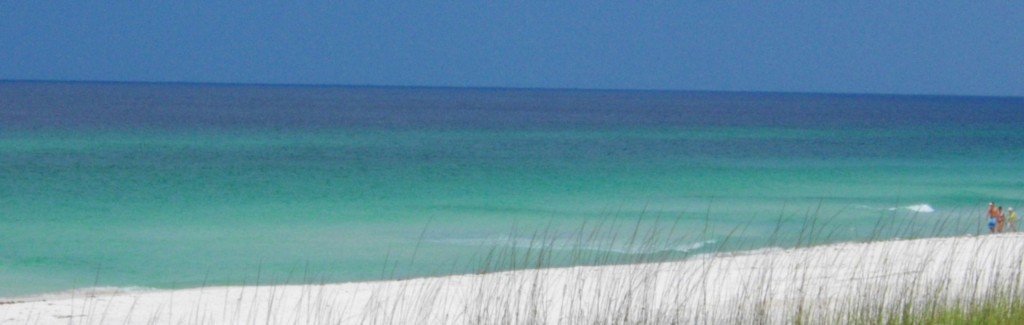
[431,236,716,255]
[670,240,717,253]
[905,204,935,213]
[887,204,935,213]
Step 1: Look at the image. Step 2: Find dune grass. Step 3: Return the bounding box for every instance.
[4,206,1024,324]
[291,209,1024,324]
[345,206,1024,324]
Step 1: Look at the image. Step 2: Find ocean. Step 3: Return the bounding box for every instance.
[1,81,1022,297]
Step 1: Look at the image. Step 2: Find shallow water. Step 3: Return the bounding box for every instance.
[2,82,1022,297]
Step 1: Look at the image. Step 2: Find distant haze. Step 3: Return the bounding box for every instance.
[1,2,1022,97]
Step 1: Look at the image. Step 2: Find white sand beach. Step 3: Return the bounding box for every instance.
[3,234,1023,324]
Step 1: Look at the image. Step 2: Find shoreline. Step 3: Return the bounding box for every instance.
[0,232,973,302]
[3,233,1023,324]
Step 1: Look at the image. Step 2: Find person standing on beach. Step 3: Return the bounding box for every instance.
[988,202,998,233]
[996,206,1006,233]
[1008,207,1018,232]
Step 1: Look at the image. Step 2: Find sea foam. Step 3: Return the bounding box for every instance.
[887,204,935,213]
[431,236,716,255]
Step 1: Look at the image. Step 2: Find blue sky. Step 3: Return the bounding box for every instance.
[1,1,1021,96]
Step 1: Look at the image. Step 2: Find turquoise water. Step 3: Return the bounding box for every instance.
[1,82,1023,297]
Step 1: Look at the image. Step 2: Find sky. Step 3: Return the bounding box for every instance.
[1,1,1022,97]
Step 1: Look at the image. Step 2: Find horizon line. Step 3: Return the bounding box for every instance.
[1,78,1021,100]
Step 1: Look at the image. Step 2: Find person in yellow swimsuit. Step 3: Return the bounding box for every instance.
[1009,207,1018,232]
